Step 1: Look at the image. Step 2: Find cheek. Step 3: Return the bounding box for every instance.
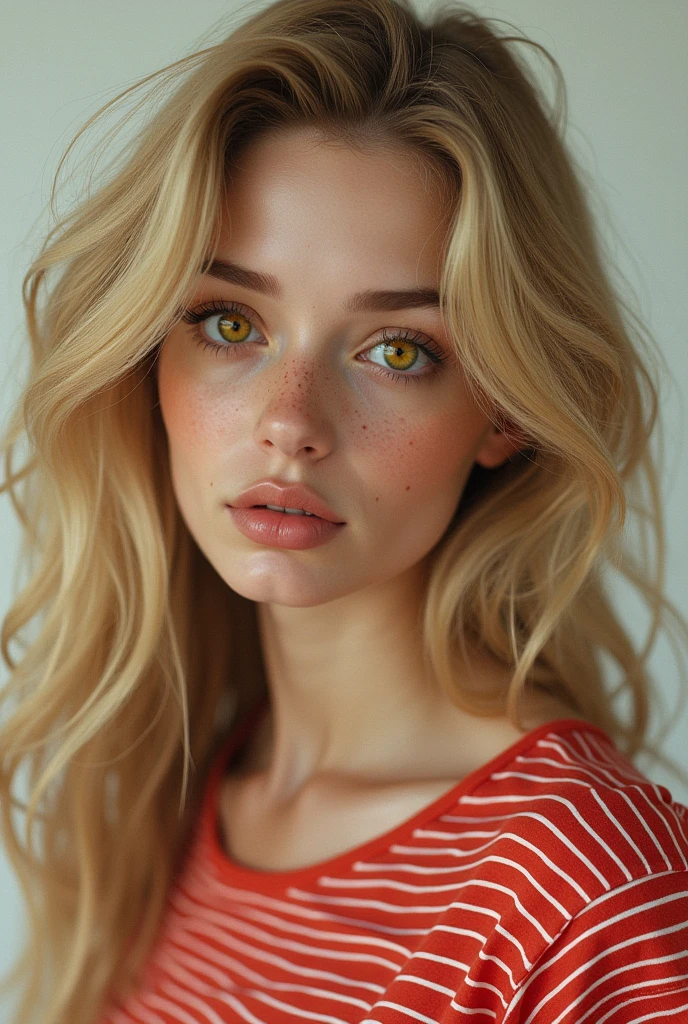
[354,403,480,508]
[157,355,233,455]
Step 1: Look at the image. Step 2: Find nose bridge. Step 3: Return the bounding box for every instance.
[263,335,329,405]
[253,335,338,454]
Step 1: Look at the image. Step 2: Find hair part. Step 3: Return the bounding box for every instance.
[1,0,687,1020]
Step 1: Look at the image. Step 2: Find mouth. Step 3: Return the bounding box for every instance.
[227,501,345,549]
[251,504,322,518]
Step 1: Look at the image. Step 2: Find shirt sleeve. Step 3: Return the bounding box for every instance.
[501,870,688,1024]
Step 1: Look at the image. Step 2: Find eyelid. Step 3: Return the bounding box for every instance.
[181,297,258,327]
[182,300,451,387]
[180,296,446,355]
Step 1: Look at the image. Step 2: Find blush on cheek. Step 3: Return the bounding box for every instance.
[158,380,194,446]
[158,364,218,451]
[365,410,473,506]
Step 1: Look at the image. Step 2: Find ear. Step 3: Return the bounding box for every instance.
[474,418,531,469]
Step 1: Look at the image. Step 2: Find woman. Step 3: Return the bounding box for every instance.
[0,0,686,1021]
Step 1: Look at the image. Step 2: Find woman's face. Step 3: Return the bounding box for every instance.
[157,128,513,606]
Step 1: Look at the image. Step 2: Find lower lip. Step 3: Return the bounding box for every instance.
[227,506,345,549]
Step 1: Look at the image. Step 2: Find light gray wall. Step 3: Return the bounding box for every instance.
[1,1,686,1019]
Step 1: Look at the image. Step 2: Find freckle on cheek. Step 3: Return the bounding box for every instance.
[369,415,459,501]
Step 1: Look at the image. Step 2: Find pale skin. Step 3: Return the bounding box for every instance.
[157,127,579,871]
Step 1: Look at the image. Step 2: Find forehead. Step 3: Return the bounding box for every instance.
[216,129,455,284]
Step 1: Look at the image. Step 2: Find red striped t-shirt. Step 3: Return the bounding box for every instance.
[102,700,688,1023]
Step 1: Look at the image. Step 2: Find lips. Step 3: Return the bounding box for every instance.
[227,504,345,549]
[252,505,317,517]
[228,478,345,524]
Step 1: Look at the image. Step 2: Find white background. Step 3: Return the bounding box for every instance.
[1,1,687,1019]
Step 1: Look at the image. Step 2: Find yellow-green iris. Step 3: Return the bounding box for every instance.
[218,314,252,343]
[383,340,418,371]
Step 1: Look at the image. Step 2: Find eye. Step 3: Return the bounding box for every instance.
[180,300,449,384]
[181,300,260,353]
[363,329,438,382]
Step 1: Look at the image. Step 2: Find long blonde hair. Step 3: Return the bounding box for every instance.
[1,0,686,1020]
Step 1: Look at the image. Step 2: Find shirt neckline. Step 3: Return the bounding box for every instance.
[199,695,612,894]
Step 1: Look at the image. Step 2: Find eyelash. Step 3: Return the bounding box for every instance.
[180,299,449,386]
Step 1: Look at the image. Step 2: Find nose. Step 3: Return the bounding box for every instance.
[253,358,337,460]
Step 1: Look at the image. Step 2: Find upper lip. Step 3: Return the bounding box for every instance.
[228,479,345,523]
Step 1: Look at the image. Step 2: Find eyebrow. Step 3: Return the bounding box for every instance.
[203,258,441,313]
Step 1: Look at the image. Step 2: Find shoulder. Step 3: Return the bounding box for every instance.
[432,724,683,1019]
[504,868,688,1023]
[460,721,688,891]
[441,722,688,1021]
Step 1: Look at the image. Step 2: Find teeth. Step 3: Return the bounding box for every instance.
[264,504,316,516]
